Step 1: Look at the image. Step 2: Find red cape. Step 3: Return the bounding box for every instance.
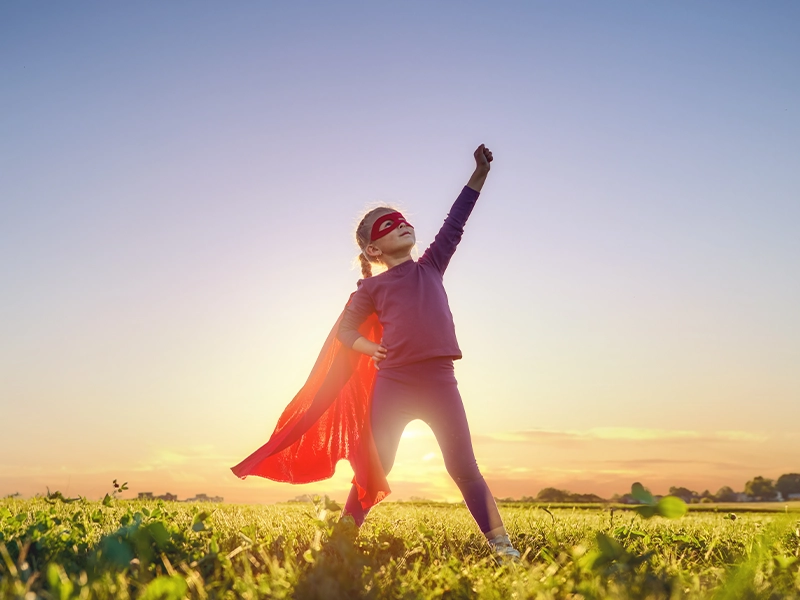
[230,295,390,511]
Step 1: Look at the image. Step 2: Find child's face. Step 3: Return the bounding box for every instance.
[370,211,412,241]
[367,211,415,259]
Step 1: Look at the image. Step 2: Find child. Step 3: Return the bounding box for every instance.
[232,145,519,560]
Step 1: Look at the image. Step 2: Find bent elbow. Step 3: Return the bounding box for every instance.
[337,324,358,349]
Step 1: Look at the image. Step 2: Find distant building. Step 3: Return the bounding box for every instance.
[135,491,223,502]
[185,493,224,503]
[614,494,637,504]
[289,494,315,503]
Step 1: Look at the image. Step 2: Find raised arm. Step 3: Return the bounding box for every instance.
[419,144,493,274]
[466,144,493,192]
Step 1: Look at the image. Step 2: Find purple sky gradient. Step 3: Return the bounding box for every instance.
[2,1,798,502]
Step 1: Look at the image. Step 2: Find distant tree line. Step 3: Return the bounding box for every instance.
[653,473,800,503]
[508,488,607,503]
[498,473,800,504]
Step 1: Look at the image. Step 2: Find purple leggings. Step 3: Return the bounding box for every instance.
[343,358,504,536]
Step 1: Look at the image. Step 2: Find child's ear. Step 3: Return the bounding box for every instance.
[365,244,382,259]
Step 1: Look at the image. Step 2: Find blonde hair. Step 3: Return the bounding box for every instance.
[354,206,397,278]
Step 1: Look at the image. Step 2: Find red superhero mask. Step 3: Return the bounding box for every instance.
[370,212,413,241]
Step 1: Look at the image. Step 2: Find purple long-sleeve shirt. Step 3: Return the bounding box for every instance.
[337,185,479,369]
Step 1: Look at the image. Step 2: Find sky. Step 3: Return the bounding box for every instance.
[1,1,798,505]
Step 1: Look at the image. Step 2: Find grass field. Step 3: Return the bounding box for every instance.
[1,496,799,599]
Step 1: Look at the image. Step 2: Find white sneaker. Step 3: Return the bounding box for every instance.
[487,534,521,562]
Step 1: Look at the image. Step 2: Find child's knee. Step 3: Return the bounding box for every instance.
[447,460,483,484]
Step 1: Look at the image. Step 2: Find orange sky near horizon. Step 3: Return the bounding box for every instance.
[3,423,797,504]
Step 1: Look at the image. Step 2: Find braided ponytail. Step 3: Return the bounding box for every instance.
[358,253,373,278]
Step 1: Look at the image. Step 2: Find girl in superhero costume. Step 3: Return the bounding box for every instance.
[232,144,520,559]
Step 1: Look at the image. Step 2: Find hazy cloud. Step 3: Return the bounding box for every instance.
[473,427,768,445]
